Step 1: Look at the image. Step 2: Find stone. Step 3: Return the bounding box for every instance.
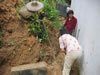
[11,62,47,75]
[19,6,33,19]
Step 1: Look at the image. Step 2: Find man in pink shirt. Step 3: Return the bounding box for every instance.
[59,34,82,75]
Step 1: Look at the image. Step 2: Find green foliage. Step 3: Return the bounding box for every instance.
[15,7,20,16]
[21,0,25,6]
[58,0,67,4]
[28,14,49,42]
[15,0,25,17]
[28,1,61,42]
[53,21,61,29]
[16,0,62,42]
[42,1,61,29]
[43,7,58,21]
[39,50,45,61]
[38,0,67,6]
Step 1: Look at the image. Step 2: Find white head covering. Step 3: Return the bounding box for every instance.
[66,7,72,13]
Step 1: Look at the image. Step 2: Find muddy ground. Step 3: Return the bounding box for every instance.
[0,0,79,75]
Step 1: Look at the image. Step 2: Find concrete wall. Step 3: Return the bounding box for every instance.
[71,0,100,75]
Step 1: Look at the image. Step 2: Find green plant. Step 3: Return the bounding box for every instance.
[28,14,49,42]
[27,0,62,42]
[21,0,26,6]
[58,0,67,4]
[53,21,61,29]
[8,40,15,47]
[39,51,45,61]
[15,7,21,16]
[16,0,62,42]
[15,0,25,18]
[41,1,61,29]
[29,22,49,42]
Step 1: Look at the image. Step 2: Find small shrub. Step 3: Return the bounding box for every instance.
[28,14,49,42]
[42,1,61,29]
[29,22,49,42]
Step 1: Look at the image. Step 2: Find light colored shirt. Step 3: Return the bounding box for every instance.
[59,34,82,52]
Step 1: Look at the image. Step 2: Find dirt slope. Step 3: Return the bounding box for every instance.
[0,0,79,75]
[0,0,61,74]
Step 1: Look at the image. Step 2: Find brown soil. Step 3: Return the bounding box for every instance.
[0,0,79,75]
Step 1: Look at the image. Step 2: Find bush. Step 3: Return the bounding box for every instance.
[28,1,61,42]
[16,0,62,42]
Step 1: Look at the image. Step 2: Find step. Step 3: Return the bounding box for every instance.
[11,62,48,75]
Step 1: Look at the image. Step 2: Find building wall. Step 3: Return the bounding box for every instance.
[71,0,100,75]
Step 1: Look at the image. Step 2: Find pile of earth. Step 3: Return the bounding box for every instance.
[0,0,79,75]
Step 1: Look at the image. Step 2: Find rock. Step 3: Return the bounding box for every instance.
[11,62,48,75]
[19,6,33,19]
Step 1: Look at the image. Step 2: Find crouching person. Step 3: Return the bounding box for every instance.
[59,33,82,75]
[60,10,77,35]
